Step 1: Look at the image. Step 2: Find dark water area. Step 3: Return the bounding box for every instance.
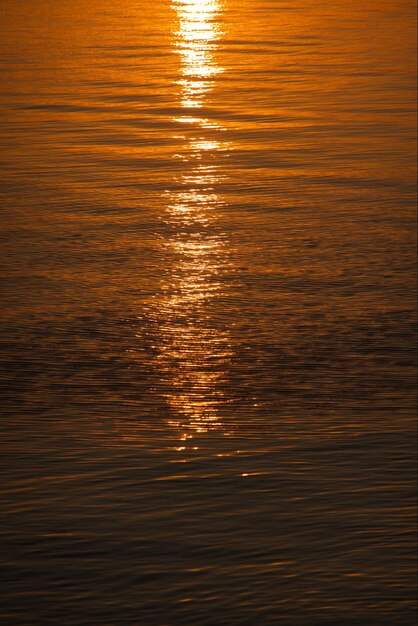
[0,0,416,624]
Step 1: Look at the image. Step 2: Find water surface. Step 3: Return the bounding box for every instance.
[0,1,416,624]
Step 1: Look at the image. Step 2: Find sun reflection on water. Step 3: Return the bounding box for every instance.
[174,0,223,109]
[155,182,233,439]
[143,0,233,445]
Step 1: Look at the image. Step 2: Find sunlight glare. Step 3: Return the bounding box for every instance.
[174,0,223,108]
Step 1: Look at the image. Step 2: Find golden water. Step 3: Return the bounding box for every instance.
[0,1,416,624]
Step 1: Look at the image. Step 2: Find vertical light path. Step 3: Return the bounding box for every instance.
[151,0,233,444]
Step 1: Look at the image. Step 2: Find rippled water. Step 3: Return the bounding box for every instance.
[0,0,416,624]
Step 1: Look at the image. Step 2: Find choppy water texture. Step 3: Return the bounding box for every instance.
[0,1,417,624]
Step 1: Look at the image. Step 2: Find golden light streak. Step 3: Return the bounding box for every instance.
[173,0,223,109]
[144,0,232,446]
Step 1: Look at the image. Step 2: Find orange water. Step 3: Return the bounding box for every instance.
[0,1,416,624]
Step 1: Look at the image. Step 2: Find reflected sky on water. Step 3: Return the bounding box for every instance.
[0,0,416,624]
